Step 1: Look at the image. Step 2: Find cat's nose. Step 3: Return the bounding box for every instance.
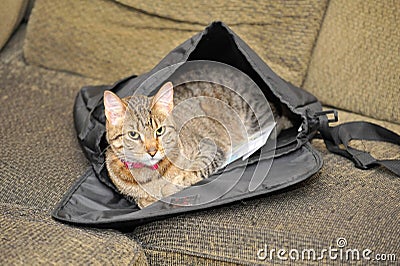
[147,148,157,157]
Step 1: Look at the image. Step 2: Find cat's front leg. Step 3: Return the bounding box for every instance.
[161,182,182,197]
[164,166,203,187]
[137,195,157,209]
[178,171,203,187]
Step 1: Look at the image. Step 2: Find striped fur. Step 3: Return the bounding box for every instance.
[104,80,292,208]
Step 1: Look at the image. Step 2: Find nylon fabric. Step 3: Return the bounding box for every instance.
[319,121,400,176]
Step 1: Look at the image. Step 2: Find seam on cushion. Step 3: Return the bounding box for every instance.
[111,0,205,26]
[129,251,148,266]
[301,0,331,88]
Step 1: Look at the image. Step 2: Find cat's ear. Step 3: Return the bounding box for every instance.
[104,91,126,126]
[151,81,174,115]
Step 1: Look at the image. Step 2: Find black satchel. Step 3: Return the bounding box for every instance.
[52,22,400,230]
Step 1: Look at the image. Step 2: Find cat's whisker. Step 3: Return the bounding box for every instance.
[99,144,112,157]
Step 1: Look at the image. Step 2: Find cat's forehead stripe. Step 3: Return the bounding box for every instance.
[127,96,150,108]
[129,107,143,128]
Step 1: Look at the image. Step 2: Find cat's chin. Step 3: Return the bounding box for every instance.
[119,156,161,167]
[143,158,162,167]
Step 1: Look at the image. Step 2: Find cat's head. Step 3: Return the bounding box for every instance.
[104,82,177,167]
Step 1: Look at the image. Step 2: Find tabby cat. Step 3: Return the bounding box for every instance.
[104,78,292,208]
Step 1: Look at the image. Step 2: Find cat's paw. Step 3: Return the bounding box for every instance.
[172,172,202,187]
[161,183,182,197]
[137,196,156,209]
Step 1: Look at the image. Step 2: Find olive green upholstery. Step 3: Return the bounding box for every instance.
[303,0,400,123]
[1,0,399,264]
[0,0,29,51]
[24,0,329,86]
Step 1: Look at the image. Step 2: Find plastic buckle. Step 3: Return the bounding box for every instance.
[315,110,338,123]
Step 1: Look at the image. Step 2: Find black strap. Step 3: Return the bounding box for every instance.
[318,115,400,177]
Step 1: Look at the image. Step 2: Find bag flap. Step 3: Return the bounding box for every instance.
[53,143,322,229]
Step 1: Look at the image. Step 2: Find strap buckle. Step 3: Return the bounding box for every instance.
[315,110,338,123]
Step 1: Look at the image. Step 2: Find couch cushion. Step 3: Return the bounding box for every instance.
[3,24,400,266]
[0,204,147,265]
[133,109,400,264]
[0,0,29,51]
[0,26,149,265]
[0,26,103,211]
[24,0,328,86]
[303,0,400,124]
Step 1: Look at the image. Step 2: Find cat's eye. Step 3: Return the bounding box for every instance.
[128,131,140,140]
[155,126,166,137]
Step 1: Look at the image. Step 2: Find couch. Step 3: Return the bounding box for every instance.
[1,0,399,264]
